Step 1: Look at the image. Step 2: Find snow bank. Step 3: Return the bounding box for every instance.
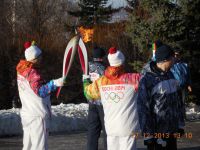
[0,102,200,136]
[0,108,22,136]
[0,103,88,136]
[50,103,88,133]
[186,103,200,121]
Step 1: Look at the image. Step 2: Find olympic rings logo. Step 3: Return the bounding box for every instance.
[104,92,124,103]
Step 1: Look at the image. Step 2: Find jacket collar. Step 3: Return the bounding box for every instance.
[16,60,34,74]
[104,65,125,80]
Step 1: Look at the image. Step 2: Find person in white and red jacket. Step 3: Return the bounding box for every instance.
[83,47,141,150]
[16,41,64,150]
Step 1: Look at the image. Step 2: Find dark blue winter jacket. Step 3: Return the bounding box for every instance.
[137,61,185,135]
[170,61,191,89]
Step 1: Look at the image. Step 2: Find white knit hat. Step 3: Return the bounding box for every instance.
[24,41,42,61]
[108,47,125,66]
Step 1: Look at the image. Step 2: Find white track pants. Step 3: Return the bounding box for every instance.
[107,135,137,150]
[22,116,49,150]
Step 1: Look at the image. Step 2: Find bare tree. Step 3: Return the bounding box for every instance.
[13,0,77,46]
[0,0,14,109]
[0,0,80,108]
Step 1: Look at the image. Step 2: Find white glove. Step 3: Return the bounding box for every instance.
[53,77,65,87]
[82,74,90,81]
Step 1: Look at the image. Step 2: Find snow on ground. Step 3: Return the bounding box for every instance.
[0,102,200,136]
[50,103,88,133]
[186,103,200,121]
[0,103,88,137]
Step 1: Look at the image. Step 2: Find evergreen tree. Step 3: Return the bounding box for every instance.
[126,0,200,57]
[126,0,185,56]
[179,0,200,50]
[126,0,200,102]
[68,0,113,27]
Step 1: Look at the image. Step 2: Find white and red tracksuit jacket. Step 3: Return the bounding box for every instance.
[83,66,141,136]
[16,60,57,121]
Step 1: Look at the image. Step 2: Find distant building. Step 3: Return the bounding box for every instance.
[110,8,130,23]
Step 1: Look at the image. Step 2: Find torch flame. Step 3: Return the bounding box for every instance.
[78,26,94,43]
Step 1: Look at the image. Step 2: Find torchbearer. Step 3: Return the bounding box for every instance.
[16,41,65,150]
[83,47,141,150]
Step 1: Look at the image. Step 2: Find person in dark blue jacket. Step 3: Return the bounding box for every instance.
[87,45,107,150]
[170,48,192,118]
[137,44,185,150]
[171,48,192,91]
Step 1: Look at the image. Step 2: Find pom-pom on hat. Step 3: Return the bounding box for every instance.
[24,41,42,61]
[108,47,125,66]
[24,41,31,49]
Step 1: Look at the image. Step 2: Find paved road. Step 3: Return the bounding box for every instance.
[0,121,199,150]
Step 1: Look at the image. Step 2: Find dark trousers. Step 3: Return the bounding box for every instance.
[147,137,177,150]
[87,103,107,150]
